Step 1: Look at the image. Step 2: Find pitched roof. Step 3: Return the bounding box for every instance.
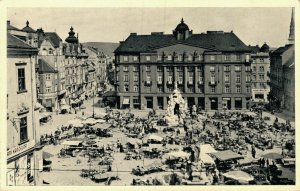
[115,32,251,53]
[283,55,295,68]
[7,33,37,50]
[248,45,260,53]
[44,32,62,48]
[7,22,21,31]
[38,59,57,73]
[271,44,294,55]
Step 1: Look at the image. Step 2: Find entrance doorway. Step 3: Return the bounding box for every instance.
[187,97,195,108]
[145,97,153,109]
[157,97,164,109]
[235,99,242,109]
[210,98,218,110]
[198,97,205,110]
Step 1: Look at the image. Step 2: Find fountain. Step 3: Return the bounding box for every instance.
[165,83,188,126]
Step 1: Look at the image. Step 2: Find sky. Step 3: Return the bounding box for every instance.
[7,7,293,48]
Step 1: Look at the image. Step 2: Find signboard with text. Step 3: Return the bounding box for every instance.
[7,140,35,159]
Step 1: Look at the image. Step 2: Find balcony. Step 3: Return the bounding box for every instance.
[167,81,173,85]
[157,80,163,85]
[209,81,216,86]
[188,81,194,85]
[198,81,204,85]
[178,81,183,85]
[144,81,152,86]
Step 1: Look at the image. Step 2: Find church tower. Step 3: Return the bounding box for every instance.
[288,8,295,45]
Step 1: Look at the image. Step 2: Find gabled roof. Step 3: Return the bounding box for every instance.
[7,33,36,50]
[248,45,260,53]
[38,59,57,74]
[7,22,21,31]
[114,32,251,53]
[271,44,294,55]
[44,32,62,48]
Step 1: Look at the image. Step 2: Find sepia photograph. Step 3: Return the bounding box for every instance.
[1,1,298,190]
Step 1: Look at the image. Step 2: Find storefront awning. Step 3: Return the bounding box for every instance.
[223,98,230,101]
[235,98,242,101]
[123,98,130,105]
[39,112,52,120]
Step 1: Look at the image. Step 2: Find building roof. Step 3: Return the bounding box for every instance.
[114,31,251,53]
[7,21,21,31]
[22,21,36,33]
[7,33,36,50]
[283,55,295,68]
[38,59,57,74]
[271,44,294,55]
[248,45,260,53]
[65,26,78,44]
[44,32,62,48]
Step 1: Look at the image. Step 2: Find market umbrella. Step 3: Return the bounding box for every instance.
[43,151,54,159]
[166,151,190,159]
[148,134,163,142]
[223,170,254,182]
[95,119,106,124]
[262,152,283,160]
[68,118,83,126]
[83,118,97,125]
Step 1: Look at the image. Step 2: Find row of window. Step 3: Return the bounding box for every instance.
[252,66,266,72]
[121,54,249,62]
[121,85,251,93]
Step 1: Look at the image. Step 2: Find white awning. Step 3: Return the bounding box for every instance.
[223,98,231,101]
[123,98,130,105]
[61,140,83,146]
[235,98,242,101]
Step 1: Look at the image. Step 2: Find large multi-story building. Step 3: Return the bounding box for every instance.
[7,31,42,185]
[114,19,252,110]
[248,43,270,103]
[36,28,66,111]
[269,8,295,114]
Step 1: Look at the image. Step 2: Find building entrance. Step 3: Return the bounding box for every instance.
[210,98,218,110]
[145,97,153,109]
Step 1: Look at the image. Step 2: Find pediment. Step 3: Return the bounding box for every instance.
[154,43,209,54]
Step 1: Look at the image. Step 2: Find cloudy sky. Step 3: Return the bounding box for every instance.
[7,7,293,47]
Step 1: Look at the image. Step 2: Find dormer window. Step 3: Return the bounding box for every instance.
[167,55,172,61]
[48,48,53,55]
[188,55,193,61]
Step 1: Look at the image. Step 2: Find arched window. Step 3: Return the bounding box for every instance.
[48,48,53,55]
[42,48,47,55]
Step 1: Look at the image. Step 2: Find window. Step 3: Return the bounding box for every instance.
[189,87,194,93]
[157,66,163,72]
[246,74,251,82]
[146,66,151,71]
[187,66,193,71]
[54,62,57,68]
[253,66,256,72]
[253,74,256,81]
[167,86,173,92]
[133,98,140,104]
[246,86,251,93]
[236,86,241,93]
[167,55,172,60]
[134,74,138,82]
[20,117,28,143]
[157,75,162,82]
[199,55,203,61]
[259,66,264,72]
[124,85,129,92]
[168,75,173,82]
[146,73,151,81]
[188,55,193,61]
[210,66,215,72]
[225,86,230,93]
[133,56,138,61]
[48,48,53,55]
[157,55,162,61]
[211,86,215,93]
[167,66,173,72]
[146,56,151,61]
[42,48,47,55]
[158,86,163,92]
[210,55,215,61]
[259,74,264,81]
[46,74,51,80]
[245,66,251,71]
[225,73,230,83]
[123,66,128,71]
[133,66,139,72]
[210,73,215,82]
[236,73,241,83]
[188,72,194,83]
[236,54,241,61]
[177,66,183,71]
[178,73,183,83]
[178,55,182,61]
[235,65,241,71]
[124,74,129,82]
[260,58,264,63]
[18,68,26,91]
[224,65,230,71]
[225,55,230,61]
[116,74,119,81]
[123,56,128,62]
[133,85,139,92]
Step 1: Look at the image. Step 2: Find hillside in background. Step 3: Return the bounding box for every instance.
[82,42,119,57]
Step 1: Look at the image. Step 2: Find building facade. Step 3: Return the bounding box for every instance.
[269,8,295,114]
[248,43,270,103]
[7,33,42,186]
[114,19,252,110]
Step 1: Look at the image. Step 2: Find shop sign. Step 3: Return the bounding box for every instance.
[7,140,35,159]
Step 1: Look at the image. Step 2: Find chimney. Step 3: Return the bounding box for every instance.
[7,20,10,25]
